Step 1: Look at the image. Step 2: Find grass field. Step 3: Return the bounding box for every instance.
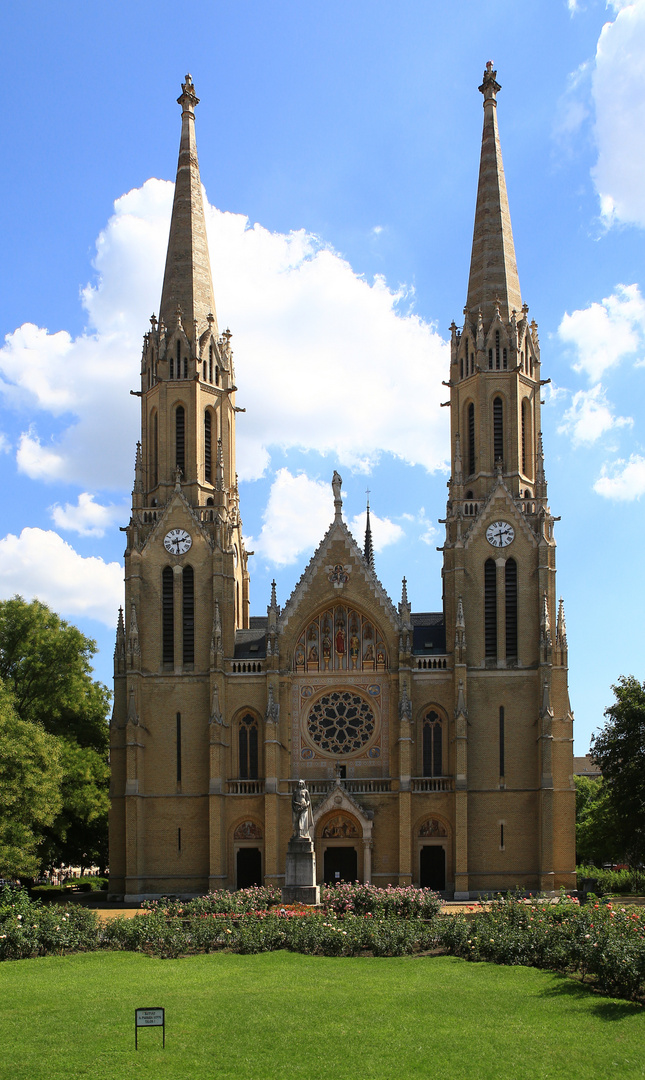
[0,951,643,1080]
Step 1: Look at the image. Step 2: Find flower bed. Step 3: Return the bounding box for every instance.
[439,892,645,1001]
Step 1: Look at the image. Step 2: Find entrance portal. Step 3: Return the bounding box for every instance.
[236,847,262,889]
[419,845,446,890]
[324,846,358,884]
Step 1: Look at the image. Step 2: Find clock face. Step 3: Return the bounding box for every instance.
[486,521,515,548]
[164,528,192,555]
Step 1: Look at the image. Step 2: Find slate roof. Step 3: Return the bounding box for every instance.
[410,612,446,654]
[234,626,267,659]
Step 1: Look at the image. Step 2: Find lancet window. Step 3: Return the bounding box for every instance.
[204,410,212,483]
[294,605,387,673]
[467,403,475,476]
[238,714,259,779]
[493,397,503,465]
[422,710,443,777]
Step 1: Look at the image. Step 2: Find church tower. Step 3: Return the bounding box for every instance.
[441,63,575,896]
[109,76,251,900]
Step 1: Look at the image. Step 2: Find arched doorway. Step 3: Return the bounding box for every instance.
[417,818,448,891]
[420,846,445,890]
[320,812,360,884]
[233,820,263,889]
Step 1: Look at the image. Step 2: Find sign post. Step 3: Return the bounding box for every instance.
[135,1007,165,1050]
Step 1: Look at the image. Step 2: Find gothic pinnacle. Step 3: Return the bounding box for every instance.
[364,493,374,571]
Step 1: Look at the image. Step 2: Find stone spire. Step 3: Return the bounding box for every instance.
[158,75,218,340]
[364,493,374,571]
[466,63,522,327]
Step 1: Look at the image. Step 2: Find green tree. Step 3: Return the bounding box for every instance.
[0,682,62,878]
[591,675,645,864]
[574,775,621,866]
[0,596,111,873]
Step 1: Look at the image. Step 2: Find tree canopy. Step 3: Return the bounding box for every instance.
[0,596,111,876]
[591,675,645,865]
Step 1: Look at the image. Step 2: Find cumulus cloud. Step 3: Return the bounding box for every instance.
[592,0,645,228]
[558,385,632,445]
[594,454,645,499]
[0,529,123,626]
[0,179,449,492]
[247,469,335,566]
[348,510,404,552]
[50,493,125,538]
[558,284,645,381]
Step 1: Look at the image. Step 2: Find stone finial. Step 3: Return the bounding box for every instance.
[479,61,501,103]
[401,577,409,608]
[269,579,277,610]
[556,596,567,651]
[178,73,199,110]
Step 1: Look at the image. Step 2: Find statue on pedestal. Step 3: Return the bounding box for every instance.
[291,780,313,840]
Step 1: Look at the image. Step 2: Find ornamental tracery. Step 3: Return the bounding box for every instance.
[294,605,388,673]
[306,691,375,755]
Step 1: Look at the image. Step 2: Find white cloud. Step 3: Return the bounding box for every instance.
[0,179,449,491]
[567,0,583,16]
[50,493,125,538]
[592,0,645,227]
[0,528,123,626]
[16,429,66,480]
[348,510,404,552]
[558,385,632,444]
[417,508,438,545]
[594,454,645,499]
[558,284,645,381]
[247,469,334,566]
[0,433,10,454]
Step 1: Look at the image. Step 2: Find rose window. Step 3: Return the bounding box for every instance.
[307,691,375,755]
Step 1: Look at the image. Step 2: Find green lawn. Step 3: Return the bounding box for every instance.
[0,951,643,1079]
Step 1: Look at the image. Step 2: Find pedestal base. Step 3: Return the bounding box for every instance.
[283,836,319,905]
[281,884,321,905]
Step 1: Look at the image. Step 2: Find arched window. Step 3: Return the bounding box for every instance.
[215,365,220,386]
[462,337,468,379]
[169,356,174,380]
[488,348,493,370]
[493,397,503,465]
[150,411,158,488]
[176,339,181,374]
[470,352,474,375]
[238,714,259,780]
[505,558,517,661]
[204,410,212,483]
[182,566,194,665]
[183,357,188,379]
[423,710,443,777]
[495,330,500,369]
[467,403,475,476]
[203,361,207,381]
[502,347,507,370]
[460,357,464,380]
[162,566,174,666]
[209,344,213,384]
[484,558,497,660]
[175,405,185,475]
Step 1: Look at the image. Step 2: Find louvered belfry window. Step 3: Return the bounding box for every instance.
[493,397,503,465]
[162,566,174,665]
[175,406,185,474]
[505,558,517,661]
[468,403,475,476]
[204,411,212,482]
[182,566,194,665]
[484,558,497,659]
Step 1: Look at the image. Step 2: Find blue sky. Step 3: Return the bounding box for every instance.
[1,0,644,754]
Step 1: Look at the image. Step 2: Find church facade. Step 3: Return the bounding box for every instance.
[108,67,576,901]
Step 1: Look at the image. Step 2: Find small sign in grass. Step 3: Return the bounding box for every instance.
[134,1007,165,1049]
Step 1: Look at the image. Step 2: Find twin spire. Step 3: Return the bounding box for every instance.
[465,62,522,327]
[158,74,218,340]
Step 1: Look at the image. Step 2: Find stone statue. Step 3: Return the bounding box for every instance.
[291,780,314,840]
